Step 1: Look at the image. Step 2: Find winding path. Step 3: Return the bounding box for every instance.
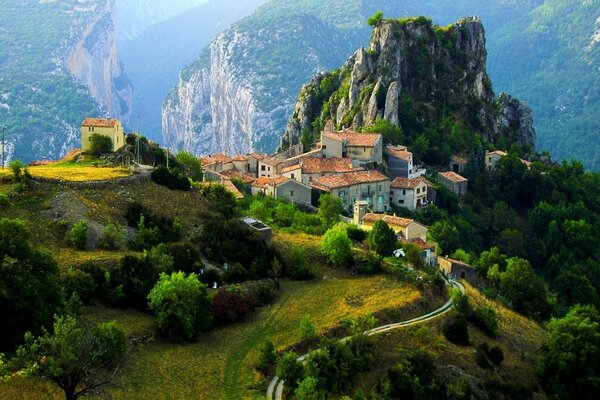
[266,279,465,399]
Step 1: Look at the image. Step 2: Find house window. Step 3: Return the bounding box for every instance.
[309,177,313,182]
[399,200,404,204]
[367,186,371,195]
[378,185,382,191]
[403,190,406,195]
[268,166,271,171]
[291,173,295,179]
[363,147,366,153]
[423,187,426,193]
[390,191,394,195]
[378,195,383,204]
[322,145,327,149]
[417,188,420,194]
[339,190,345,196]
[261,165,266,171]
[290,190,294,197]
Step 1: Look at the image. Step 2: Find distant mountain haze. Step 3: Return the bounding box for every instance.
[120,0,268,141]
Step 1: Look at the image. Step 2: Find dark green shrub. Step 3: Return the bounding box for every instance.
[60,267,96,305]
[0,193,8,207]
[243,280,280,306]
[255,340,278,374]
[199,268,222,287]
[89,134,113,155]
[68,220,88,250]
[210,286,255,326]
[476,346,493,370]
[471,306,499,337]
[95,321,127,365]
[167,242,201,273]
[346,224,367,242]
[443,316,470,346]
[223,263,249,284]
[99,223,126,250]
[151,166,190,191]
[487,345,504,366]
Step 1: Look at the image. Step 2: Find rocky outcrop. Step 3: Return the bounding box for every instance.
[65,0,133,124]
[281,17,536,150]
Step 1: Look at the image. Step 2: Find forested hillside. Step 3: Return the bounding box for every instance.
[0,0,101,162]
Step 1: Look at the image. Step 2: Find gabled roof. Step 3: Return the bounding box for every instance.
[281,164,302,174]
[309,170,389,191]
[300,157,356,174]
[439,171,468,183]
[391,177,429,190]
[259,156,282,167]
[362,213,415,228]
[81,118,120,128]
[450,155,467,164]
[487,150,508,158]
[201,153,233,166]
[248,152,267,160]
[322,131,382,147]
[220,169,256,184]
[231,155,248,162]
[385,145,412,162]
[251,176,289,189]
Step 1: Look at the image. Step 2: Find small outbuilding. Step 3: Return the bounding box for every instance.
[438,257,477,282]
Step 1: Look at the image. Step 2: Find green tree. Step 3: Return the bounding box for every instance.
[321,224,353,267]
[68,220,88,250]
[295,376,324,400]
[368,220,397,258]
[538,305,600,399]
[300,314,317,341]
[8,159,30,184]
[499,257,553,320]
[430,220,460,255]
[147,272,212,340]
[255,340,277,374]
[317,194,343,229]
[98,223,126,250]
[367,11,384,27]
[13,315,126,400]
[276,351,304,394]
[363,119,404,145]
[176,151,203,181]
[0,218,64,351]
[88,134,113,155]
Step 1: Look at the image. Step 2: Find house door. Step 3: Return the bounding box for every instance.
[460,271,466,279]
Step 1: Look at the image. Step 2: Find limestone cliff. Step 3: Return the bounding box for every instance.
[65,0,133,125]
[281,17,536,151]
[161,14,360,156]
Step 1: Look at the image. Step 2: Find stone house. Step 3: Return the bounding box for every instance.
[438,171,468,196]
[390,177,432,211]
[80,118,125,153]
[309,170,390,212]
[449,155,467,174]
[438,257,478,282]
[320,130,383,165]
[201,154,234,174]
[250,176,312,206]
[485,150,532,172]
[281,157,359,185]
[360,213,428,242]
[385,145,426,179]
[258,156,282,178]
[247,153,267,176]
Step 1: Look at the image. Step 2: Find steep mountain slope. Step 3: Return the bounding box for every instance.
[161,0,409,155]
[0,0,132,163]
[281,17,535,152]
[164,0,599,169]
[121,0,267,141]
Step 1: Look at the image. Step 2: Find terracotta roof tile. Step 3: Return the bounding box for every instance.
[385,145,412,161]
[81,118,120,128]
[220,169,256,184]
[300,157,355,174]
[401,238,431,250]
[281,164,302,174]
[322,131,381,147]
[201,153,232,166]
[450,155,467,164]
[251,176,289,188]
[391,177,429,190]
[439,171,468,183]
[260,156,282,167]
[231,155,248,162]
[309,170,389,191]
[248,152,267,160]
[362,213,415,228]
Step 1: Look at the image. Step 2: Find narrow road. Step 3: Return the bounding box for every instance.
[266,279,465,400]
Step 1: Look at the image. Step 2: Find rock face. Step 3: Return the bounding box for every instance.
[65,0,133,125]
[281,17,536,151]
[161,14,361,155]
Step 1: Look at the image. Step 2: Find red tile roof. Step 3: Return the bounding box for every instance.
[281,164,302,174]
[220,169,256,184]
[439,171,468,183]
[201,153,233,166]
[259,156,282,167]
[391,177,429,190]
[248,152,267,160]
[300,157,355,174]
[401,238,431,250]
[362,213,414,228]
[309,170,389,191]
[231,155,248,162]
[322,131,381,147]
[385,145,412,162]
[251,176,289,189]
[81,118,120,128]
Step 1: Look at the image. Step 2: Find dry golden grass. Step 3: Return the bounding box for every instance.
[0,163,131,182]
[0,276,424,400]
[352,282,549,396]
